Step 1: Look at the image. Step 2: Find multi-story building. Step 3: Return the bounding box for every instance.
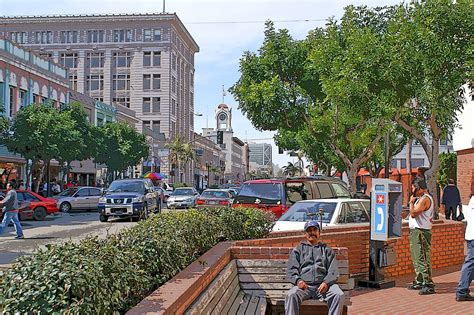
[248,142,272,174]
[202,103,245,185]
[0,13,199,182]
[391,138,454,170]
[193,132,225,191]
[0,36,70,184]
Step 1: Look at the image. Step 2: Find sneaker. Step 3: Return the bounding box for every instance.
[407,283,422,290]
[15,235,24,239]
[419,287,436,295]
[456,294,474,301]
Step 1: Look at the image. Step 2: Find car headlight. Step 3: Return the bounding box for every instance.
[132,197,144,203]
[99,197,106,203]
[186,198,194,202]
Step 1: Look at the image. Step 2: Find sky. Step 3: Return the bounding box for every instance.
[0,0,400,167]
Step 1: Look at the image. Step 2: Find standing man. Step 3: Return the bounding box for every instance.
[408,177,435,294]
[441,178,462,220]
[0,181,24,239]
[285,220,344,315]
[456,194,474,301]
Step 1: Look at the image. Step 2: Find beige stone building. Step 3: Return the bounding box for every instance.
[0,13,199,183]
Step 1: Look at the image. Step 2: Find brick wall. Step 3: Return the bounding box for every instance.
[457,148,474,205]
[237,220,465,278]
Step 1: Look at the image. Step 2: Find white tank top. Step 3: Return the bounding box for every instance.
[409,193,433,230]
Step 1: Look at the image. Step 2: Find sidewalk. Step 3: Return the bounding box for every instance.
[350,264,473,314]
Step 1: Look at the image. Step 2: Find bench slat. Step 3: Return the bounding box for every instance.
[236,294,252,315]
[229,291,246,315]
[238,267,287,274]
[243,295,261,315]
[237,259,288,268]
[211,273,240,314]
[216,277,241,315]
[255,296,267,315]
[238,274,350,284]
[269,295,352,306]
[185,260,238,315]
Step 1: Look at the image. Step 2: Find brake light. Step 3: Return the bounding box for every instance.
[196,199,205,205]
[219,200,229,205]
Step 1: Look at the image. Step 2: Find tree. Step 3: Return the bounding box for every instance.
[282,162,300,177]
[165,136,196,183]
[388,0,472,217]
[94,122,149,179]
[0,104,8,135]
[437,152,457,188]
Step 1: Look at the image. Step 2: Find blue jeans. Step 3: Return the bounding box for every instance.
[0,211,24,237]
[457,240,474,298]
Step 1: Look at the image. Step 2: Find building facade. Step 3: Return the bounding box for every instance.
[248,142,272,173]
[0,13,199,183]
[193,132,225,191]
[0,37,69,185]
[391,138,454,170]
[453,83,474,205]
[202,103,245,184]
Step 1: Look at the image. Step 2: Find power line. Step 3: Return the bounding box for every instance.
[186,18,326,25]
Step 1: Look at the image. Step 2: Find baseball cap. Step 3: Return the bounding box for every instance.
[304,220,320,231]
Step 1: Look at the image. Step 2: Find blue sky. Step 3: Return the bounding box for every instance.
[0,0,399,167]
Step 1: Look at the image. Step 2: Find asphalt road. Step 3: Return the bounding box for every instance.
[0,208,172,266]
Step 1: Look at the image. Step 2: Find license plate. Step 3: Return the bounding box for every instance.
[208,201,218,205]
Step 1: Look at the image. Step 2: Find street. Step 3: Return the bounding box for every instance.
[0,205,173,266]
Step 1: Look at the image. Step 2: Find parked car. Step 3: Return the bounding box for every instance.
[232,176,352,218]
[272,199,370,232]
[167,187,199,209]
[98,178,160,222]
[53,186,102,212]
[0,190,59,220]
[196,189,233,208]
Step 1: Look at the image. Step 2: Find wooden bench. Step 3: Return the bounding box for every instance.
[186,254,352,315]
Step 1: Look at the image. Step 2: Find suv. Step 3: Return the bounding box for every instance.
[98,178,160,222]
[232,176,352,218]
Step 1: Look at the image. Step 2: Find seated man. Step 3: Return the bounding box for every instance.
[285,220,344,315]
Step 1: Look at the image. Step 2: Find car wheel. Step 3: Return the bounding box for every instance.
[60,202,72,213]
[33,207,47,221]
[99,214,109,222]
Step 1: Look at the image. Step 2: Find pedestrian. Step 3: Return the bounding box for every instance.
[456,193,474,301]
[42,180,48,197]
[407,177,435,295]
[441,178,462,220]
[18,180,25,190]
[52,181,61,195]
[285,220,344,315]
[0,181,24,239]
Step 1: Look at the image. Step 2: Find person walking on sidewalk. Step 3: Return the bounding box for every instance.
[407,177,435,295]
[441,178,462,220]
[456,194,474,302]
[285,220,344,315]
[0,181,24,239]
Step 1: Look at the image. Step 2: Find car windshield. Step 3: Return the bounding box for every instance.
[202,190,228,198]
[279,202,337,223]
[108,181,144,193]
[58,188,78,196]
[172,189,194,196]
[238,183,283,200]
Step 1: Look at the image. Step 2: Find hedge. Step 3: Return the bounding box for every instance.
[0,207,274,313]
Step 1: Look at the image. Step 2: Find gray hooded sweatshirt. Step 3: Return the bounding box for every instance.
[287,241,339,286]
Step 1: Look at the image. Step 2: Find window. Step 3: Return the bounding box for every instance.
[87,30,104,43]
[97,113,105,126]
[19,89,28,108]
[143,120,150,129]
[113,52,131,68]
[86,75,104,91]
[10,32,27,44]
[69,74,77,91]
[316,182,333,199]
[88,188,102,196]
[152,97,160,113]
[330,183,351,198]
[172,54,177,70]
[172,76,176,93]
[39,52,52,60]
[152,121,160,132]
[9,86,15,117]
[35,31,53,44]
[143,51,161,67]
[76,189,89,197]
[94,97,104,102]
[60,53,78,68]
[338,202,369,224]
[60,31,78,43]
[191,72,194,87]
[171,99,176,115]
[411,159,425,168]
[171,121,176,137]
[113,74,130,91]
[143,29,161,41]
[143,97,151,113]
[113,29,133,42]
[87,52,105,68]
[153,74,161,90]
[143,75,151,90]
[113,97,130,108]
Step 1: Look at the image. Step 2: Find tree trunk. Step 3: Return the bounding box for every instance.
[37,162,46,194]
[346,166,358,195]
[406,139,412,174]
[425,138,440,219]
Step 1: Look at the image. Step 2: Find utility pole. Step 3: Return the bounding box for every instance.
[163,0,166,13]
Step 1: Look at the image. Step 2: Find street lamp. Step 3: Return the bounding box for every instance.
[194,112,203,116]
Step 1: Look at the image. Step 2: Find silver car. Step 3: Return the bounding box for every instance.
[54,186,102,212]
[167,187,199,209]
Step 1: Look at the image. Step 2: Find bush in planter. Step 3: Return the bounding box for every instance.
[0,207,273,313]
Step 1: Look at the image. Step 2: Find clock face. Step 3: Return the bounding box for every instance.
[218,113,227,121]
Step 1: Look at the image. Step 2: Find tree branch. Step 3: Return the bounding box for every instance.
[394,111,433,164]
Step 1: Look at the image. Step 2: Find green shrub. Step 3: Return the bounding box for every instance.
[0,207,273,313]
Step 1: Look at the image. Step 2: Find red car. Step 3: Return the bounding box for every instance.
[0,190,59,221]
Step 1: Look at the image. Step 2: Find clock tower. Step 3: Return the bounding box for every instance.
[216,103,232,132]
